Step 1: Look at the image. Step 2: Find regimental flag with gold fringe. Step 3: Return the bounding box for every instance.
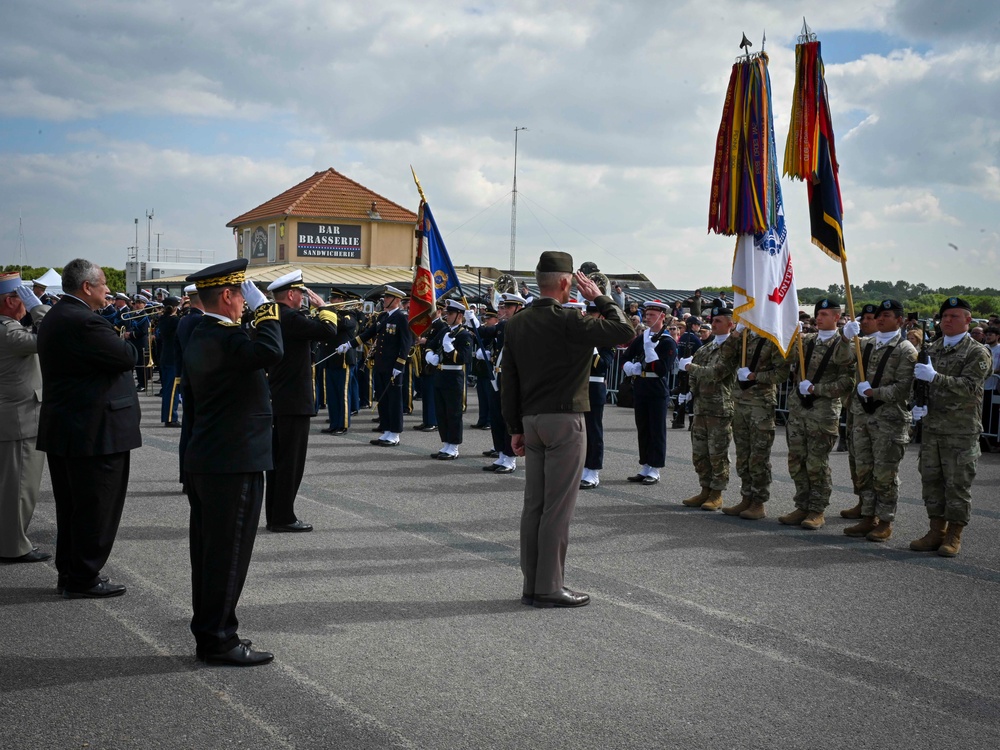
[409,201,436,338]
[784,37,845,260]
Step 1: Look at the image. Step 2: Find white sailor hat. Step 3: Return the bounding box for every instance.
[500,292,527,305]
[183,284,198,296]
[444,299,467,313]
[563,300,587,311]
[382,285,406,299]
[643,299,669,312]
[114,292,131,302]
[267,269,306,293]
[132,294,150,304]
[0,271,22,294]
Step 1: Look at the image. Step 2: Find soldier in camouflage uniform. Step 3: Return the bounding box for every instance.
[719,321,791,520]
[838,299,917,542]
[909,297,992,557]
[779,299,855,530]
[677,303,736,511]
[841,303,879,519]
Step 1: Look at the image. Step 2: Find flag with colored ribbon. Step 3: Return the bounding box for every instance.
[784,39,845,260]
[712,51,799,356]
[408,202,436,337]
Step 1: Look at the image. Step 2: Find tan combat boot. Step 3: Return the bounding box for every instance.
[937,523,965,557]
[778,508,808,525]
[866,519,893,542]
[840,502,863,519]
[739,502,766,520]
[800,511,825,530]
[909,518,947,552]
[701,490,724,511]
[682,487,710,507]
[722,497,753,516]
[844,516,878,537]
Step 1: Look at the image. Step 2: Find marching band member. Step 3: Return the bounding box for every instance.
[482,292,525,474]
[424,299,474,459]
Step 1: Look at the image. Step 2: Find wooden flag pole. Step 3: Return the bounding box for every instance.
[840,255,865,382]
[797,323,807,379]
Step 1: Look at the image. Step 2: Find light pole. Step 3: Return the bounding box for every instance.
[146,209,154,260]
[509,126,527,272]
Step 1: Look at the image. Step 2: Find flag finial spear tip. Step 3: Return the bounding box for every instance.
[740,32,752,50]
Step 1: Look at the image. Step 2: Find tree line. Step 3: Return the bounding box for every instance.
[2,265,127,294]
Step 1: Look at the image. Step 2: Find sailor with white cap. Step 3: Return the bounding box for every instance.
[341,285,413,446]
[424,299,474,459]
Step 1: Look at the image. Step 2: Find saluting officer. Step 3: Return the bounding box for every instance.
[909,297,991,557]
[621,300,677,485]
[424,299,475,459]
[340,285,413,447]
[263,269,339,533]
[580,300,615,490]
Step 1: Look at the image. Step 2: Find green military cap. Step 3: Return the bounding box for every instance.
[536,251,574,274]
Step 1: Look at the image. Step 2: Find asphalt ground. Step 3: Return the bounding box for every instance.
[3,388,1000,750]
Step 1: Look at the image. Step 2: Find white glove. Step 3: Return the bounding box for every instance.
[464,310,480,328]
[643,330,659,362]
[425,351,440,366]
[475,349,485,360]
[735,321,746,333]
[241,280,268,310]
[842,320,861,339]
[623,362,640,377]
[798,379,813,396]
[737,367,751,382]
[914,359,937,383]
[16,284,43,311]
[677,392,690,404]
[442,332,455,353]
[392,368,403,379]
[335,342,351,355]
[857,380,872,398]
[911,405,928,421]
[677,356,693,372]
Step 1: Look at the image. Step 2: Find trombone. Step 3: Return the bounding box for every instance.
[120,302,164,320]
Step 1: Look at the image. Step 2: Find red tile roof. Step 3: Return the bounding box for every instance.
[227,168,419,227]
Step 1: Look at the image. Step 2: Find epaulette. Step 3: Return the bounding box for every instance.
[253,302,281,326]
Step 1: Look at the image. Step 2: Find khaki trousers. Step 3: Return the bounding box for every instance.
[520,413,586,596]
[0,438,44,558]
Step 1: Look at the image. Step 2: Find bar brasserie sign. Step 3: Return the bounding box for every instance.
[297,223,362,259]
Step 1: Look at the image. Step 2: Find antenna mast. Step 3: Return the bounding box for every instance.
[509,126,527,271]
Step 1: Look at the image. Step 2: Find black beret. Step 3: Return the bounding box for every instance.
[939,297,972,316]
[860,303,878,316]
[710,301,733,318]
[814,297,842,317]
[878,299,904,315]
[536,251,574,274]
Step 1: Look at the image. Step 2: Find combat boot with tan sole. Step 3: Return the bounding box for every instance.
[844,516,877,537]
[938,523,965,557]
[739,502,766,520]
[866,519,893,542]
[840,502,863,519]
[701,490,724,511]
[800,511,825,530]
[778,508,808,525]
[722,497,753,516]
[682,487,710,507]
[909,518,947,552]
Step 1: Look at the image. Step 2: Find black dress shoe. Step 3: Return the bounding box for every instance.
[483,449,500,458]
[436,453,458,460]
[419,425,438,432]
[579,480,597,490]
[533,588,590,609]
[165,421,181,428]
[58,573,107,595]
[1,547,51,564]
[201,643,274,667]
[479,424,492,430]
[493,465,514,474]
[371,438,399,447]
[520,594,534,606]
[482,464,500,472]
[331,428,348,435]
[196,638,252,660]
[371,417,381,422]
[641,475,660,485]
[626,474,646,483]
[268,520,313,532]
[411,423,427,431]
[320,426,336,433]
[350,410,359,416]
[63,580,127,599]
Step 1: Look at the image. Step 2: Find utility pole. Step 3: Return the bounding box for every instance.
[155,232,164,262]
[509,126,527,272]
[146,209,154,260]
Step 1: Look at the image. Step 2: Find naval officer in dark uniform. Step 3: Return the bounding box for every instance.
[502,252,633,608]
[581,300,615,489]
[182,259,282,666]
[263,269,339,532]
[424,299,475,459]
[481,292,526,474]
[340,285,413,446]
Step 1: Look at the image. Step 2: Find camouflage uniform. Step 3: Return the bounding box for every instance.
[785,334,855,512]
[919,334,991,525]
[687,336,736,491]
[727,332,790,505]
[841,331,917,521]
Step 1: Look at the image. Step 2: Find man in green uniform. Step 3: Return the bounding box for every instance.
[779,299,855,530]
[909,297,991,557]
[841,303,879,519]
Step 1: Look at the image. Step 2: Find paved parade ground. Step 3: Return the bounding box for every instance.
[3,390,1000,749]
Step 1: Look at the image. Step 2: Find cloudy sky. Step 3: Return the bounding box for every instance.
[1,0,997,291]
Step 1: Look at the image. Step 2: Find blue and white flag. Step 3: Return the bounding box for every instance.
[422,203,461,300]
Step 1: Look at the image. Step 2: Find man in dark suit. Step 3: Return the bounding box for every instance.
[156,296,182,427]
[263,269,339,532]
[501,252,633,608]
[182,259,282,666]
[340,286,413,446]
[36,259,142,598]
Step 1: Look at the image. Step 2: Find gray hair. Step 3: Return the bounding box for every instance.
[61,258,103,293]
[535,271,570,291]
